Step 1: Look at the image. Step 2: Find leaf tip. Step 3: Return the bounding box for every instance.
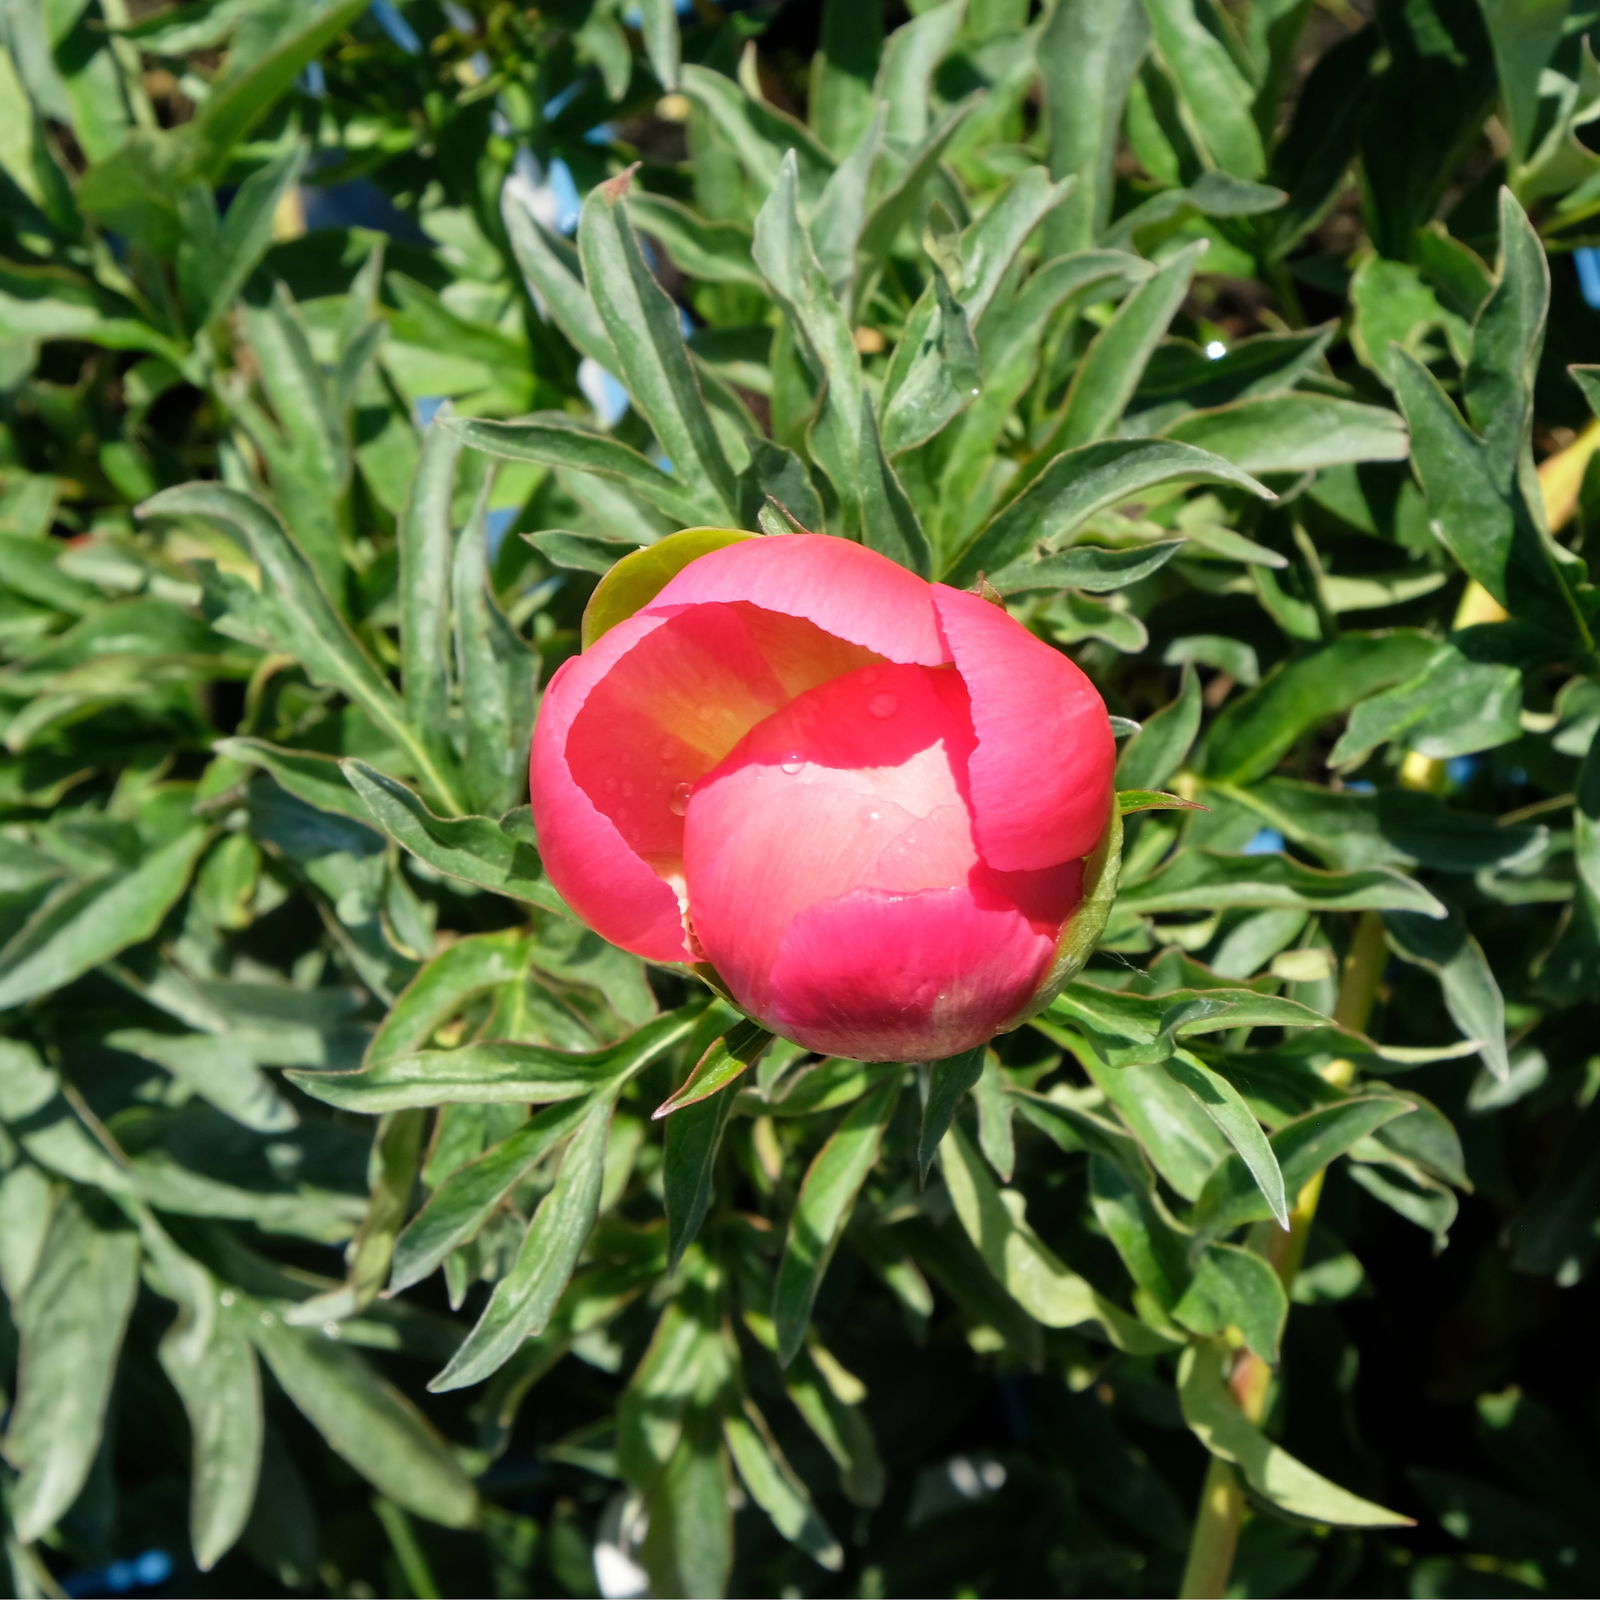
[600,162,641,205]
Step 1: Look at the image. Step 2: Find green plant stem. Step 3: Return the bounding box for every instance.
[1177,908,1386,1598]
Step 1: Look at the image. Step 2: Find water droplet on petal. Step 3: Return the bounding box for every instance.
[868,692,898,719]
[603,776,618,793]
[859,806,883,825]
[668,782,692,816]
[780,760,803,775]
[621,779,635,798]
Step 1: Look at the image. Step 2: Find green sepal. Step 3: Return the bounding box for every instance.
[581,527,759,647]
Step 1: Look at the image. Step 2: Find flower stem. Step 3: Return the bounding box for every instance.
[1178,403,1589,1598]
[1177,907,1385,1597]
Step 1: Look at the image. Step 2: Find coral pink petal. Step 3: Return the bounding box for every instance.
[764,885,1061,1061]
[564,601,882,868]
[530,627,690,962]
[683,659,1079,1057]
[931,585,1115,871]
[681,662,981,1019]
[644,534,949,666]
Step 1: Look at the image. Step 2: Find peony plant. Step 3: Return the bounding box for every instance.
[532,529,1120,1061]
[2,3,1597,1598]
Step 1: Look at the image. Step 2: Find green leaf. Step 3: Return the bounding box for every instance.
[974,1056,1016,1182]
[341,762,562,911]
[642,1410,734,1600]
[180,144,305,329]
[940,1123,1175,1352]
[681,62,836,206]
[1162,1051,1288,1228]
[399,418,464,772]
[1052,982,1336,1046]
[1117,665,1202,792]
[289,1009,701,1113]
[215,738,377,827]
[1104,171,1287,251]
[444,414,710,527]
[1389,344,1591,649]
[774,1075,901,1365]
[811,106,885,296]
[810,0,883,156]
[664,1081,737,1270]
[502,184,617,365]
[1384,911,1510,1082]
[452,486,537,817]
[1041,0,1150,250]
[0,825,208,1011]
[430,1093,613,1390]
[1117,850,1445,918]
[725,1396,844,1569]
[1140,0,1267,176]
[945,439,1271,587]
[0,1043,133,1193]
[753,151,932,574]
[631,194,765,290]
[878,261,980,457]
[1161,394,1411,475]
[1087,1151,1190,1309]
[285,1108,427,1326]
[1193,1094,1414,1240]
[1172,1243,1288,1364]
[1463,190,1549,463]
[1329,643,1523,768]
[655,1019,773,1118]
[990,540,1183,595]
[876,0,963,147]
[109,1029,296,1135]
[1049,240,1207,452]
[158,1288,264,1571]
[1178,1343,1412,1526]
[185,0,370,179]
[582,527,756,647]
[248,1311,478,1527]
[4,1194,140,1543]
[637,0,682,88]
[917,1046,986,1182]
[855,97,977,272]
[141,485,467,813]
[1203,631,1436,785]
[390,1100,590,1294]
[578,176,739,523]
[1577,738,1600,912]
[1071,1051,1231,1200]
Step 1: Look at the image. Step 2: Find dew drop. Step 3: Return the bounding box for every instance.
[621,779,636,798]
[779,758,804,775]
[668,781,692,816]
[218,1290,236,1307]
[602,775,618,793]
[259,1311,276,1326]
[868,692,898,719]
[859,806,883,825]
[969,386,981,397]
[322,1321,342,1339]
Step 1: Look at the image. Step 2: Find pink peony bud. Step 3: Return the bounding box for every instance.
[530,532,1120,1062]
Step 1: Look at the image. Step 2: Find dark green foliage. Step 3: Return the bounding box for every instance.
[2,3,1599,1598]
